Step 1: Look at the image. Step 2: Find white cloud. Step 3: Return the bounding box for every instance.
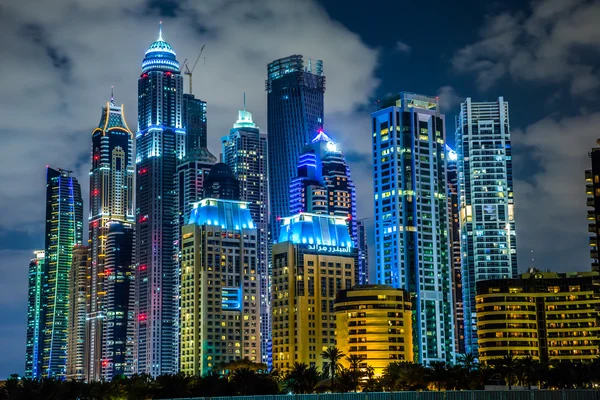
[436,86,462,114]
[512,112,600,271]
[395,40,411,53]
[452,0,600,94]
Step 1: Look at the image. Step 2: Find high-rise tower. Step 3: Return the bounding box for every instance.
[586,140,600,273]
[221,105,270,366]
[42,167,83,379]
[266,55,325,235]
[135,23,185,376]
[66,245,90,381]
[88,94,135,380]
[372,93,454,364]
[180,198,261,375]
[25,250,45,379]
[456,97,517,355]
[446,146,464,355]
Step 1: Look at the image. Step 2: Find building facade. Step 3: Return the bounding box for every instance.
[335,285,413,377]
[180,198,261,375]
[372,92,454,364]
[183,93,208,155]
[447,146,465,355]
[66,246,90,381]
[357,220,369,285]
[289,132,357,261]
[272,213,357,371]
[25,250,45,379]
[221,106,270,366]
[88,95,135,380]
[586,142,600,273]
[476,271,600,364]
[266,54,325,235]
[456,97,517,355]
[42,167,83,378]
[102,222,135,379]
[135,24,185,376]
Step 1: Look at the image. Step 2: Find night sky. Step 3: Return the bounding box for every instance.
[1,0,599,378]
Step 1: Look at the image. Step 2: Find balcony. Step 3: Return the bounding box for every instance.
[589,224,597,233]
[588,198,596,207]
[588,210,597,220]
[586,170,593,181]
[590,250,598,259]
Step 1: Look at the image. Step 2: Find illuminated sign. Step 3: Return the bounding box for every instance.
[306,244,351,254]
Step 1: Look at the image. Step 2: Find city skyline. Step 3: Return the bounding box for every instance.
[2,0,600,378]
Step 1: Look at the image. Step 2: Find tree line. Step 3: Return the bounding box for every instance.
[2,348,600,400]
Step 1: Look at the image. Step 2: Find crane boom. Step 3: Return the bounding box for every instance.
[184,45,205,94]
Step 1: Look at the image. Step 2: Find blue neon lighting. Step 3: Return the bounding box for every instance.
[188,198,255,230]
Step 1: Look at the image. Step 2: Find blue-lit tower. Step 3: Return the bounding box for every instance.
[456,97,517,356]
[289,131,360,282]
[88,93,135,381]
[372,93,454,364]
[135,23,185,376]
[25,250,45,379]
[42,167,83,379]
[266,55,325,235]
[222,105,270,366]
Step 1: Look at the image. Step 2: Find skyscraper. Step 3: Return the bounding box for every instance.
[183,94,208,154]
[88,94,134,380]
[67,245,90,381]
[135,23,185,376]
[103,222,135,378]
[586,141,600,273]
[221,105,270,366]
[180,198,260,375]
[25,250,45,379]
[289,131,358,277]
[456,97,517,355]
[202,163,241,200]
[372,92,454,364]
[42,167,83,378]
[266,54,325,234]
[272,213,357,371]
[446,146,465,355]
[357,219,369,285]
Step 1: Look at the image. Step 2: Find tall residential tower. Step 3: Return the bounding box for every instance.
[42,167,83,378]
[372,93,454,364]
[88,94,135,380]
[25,250,45,379]
[266,55,325,234]
[221,105,270,366]
[135,23,185,376]
[456,97,517,355]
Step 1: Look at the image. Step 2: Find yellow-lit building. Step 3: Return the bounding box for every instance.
[272,213,357,371]
[476,270,600,364]
[334,285,413,376]
[180,198,261,375]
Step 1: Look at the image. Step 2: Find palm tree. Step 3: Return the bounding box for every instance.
[321,346,345,391]
[285,362,319,394]
[457,353,477,372]
[426,361,449,391]
[495,354,518,390]
[345,354,364,390]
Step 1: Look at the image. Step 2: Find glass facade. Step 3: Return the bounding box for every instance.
[372,92,454,364]
[221,107,270,366]
[586,144,600,273]
[456,97,517,356]
[25,250,45,379]
[266,54,325,235]
[42,167,83,379]
[66,245,89,381]
[135,25,185,376]
[183,94,208,154]
[88,97,135,381]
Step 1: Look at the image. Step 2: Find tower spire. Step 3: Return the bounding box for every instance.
[110,86,115,106]
[243,92,246,112]
[158,20,163,41]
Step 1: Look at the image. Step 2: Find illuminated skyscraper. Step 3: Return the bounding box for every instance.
[456,97,517,355]
[67,245,90,381]
[103,222,135,378]
[88,94,134,381]
[202,163,241,200]
[272,213,357,371]
[289,131,358,281]
[586,141,600,273]
[446,146,464,354]
[357,220,369,284]
[135,23,185,376]
[42,167,83,379]
[183,94,208,154]
[25,250,45,379]
[266,54,325,234]
[221,105,270,366]
[180,198,260,375]
[372,93,454,364]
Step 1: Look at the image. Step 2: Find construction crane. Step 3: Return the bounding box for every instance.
[183,45,205,95]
